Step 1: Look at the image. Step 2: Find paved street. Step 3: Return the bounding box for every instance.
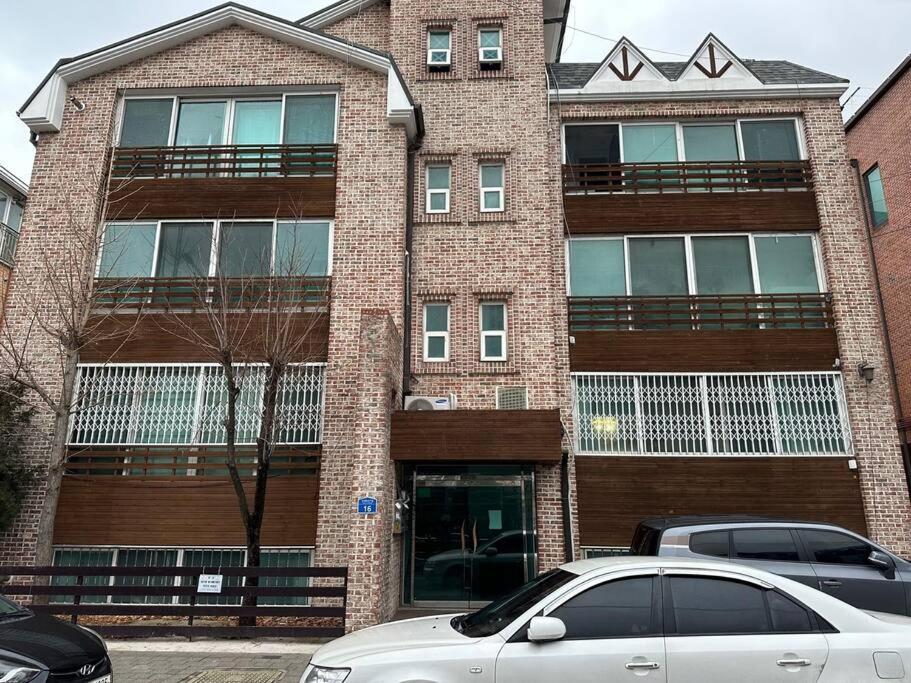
[108,642,316,683]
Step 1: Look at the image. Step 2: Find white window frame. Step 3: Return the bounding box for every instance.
[479,162,505,213]
[116,92,340,147]
[423,303,451,362]
[560,116,806,166]
[564,232,825,298]
[478,27,503,65]
[97,218,335,279]
[480,301,508,362]
[425,164,452,214]
[427,29,452,68]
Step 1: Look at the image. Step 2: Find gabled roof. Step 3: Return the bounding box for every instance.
[676,33,761,83]
[845,53,911,132]
[0,165,28,199]
[549,59,848,89]
[586,36,667,83]
[19,2,421,139]
[300,0,572,63]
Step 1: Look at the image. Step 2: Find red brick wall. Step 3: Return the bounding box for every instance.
[846,66,911,428]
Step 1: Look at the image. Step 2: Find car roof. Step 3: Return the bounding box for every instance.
[637,515,832,531]
[559,555,763,577]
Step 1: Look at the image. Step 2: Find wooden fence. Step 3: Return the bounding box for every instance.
[0,565,347,638]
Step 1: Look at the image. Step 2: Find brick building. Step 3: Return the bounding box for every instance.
[2,1,909,629]
[845,54,911,494]
[0,165,26,309]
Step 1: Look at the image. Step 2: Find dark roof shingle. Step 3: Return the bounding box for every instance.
[548,59,847,89]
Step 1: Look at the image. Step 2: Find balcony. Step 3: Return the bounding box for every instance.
[82,277,331,363]
[568,293,839,372]
[106,144,338,220]
[0,222,19,266]
[561,160,820,233]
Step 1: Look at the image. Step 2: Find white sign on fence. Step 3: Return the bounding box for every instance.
[197,574,224,594]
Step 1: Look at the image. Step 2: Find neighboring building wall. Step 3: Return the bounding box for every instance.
[386,0,571,570]
[0,26,411,593]
[551,97,911,557]
[846,66,911,429]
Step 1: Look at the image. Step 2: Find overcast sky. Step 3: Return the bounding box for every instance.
[1,0,908,184]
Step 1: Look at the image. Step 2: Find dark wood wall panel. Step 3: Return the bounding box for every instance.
[575,456,867,547]
[564,192,820,234]
[54,476,319,547]
[107,177,336,220]
[391,409,563,462]
[80,314,329,363]
[570,329,839,373]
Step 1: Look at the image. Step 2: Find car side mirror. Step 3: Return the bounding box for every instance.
[527,616,566,643]
[869,550,896,579]
[484,547,498,557]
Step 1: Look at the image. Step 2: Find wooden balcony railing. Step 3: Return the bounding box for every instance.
[92,276,331,311]
[562,160,813,194]
[568,293,834,331]
[64,446,319,478]
[0,222,19,266]
[110,144,338,180]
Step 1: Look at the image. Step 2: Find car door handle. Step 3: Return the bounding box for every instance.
[821,579,842,587]
[625,662,660,670]
[777,659,812,667]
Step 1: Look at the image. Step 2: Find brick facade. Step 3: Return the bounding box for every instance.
[2,1,909,631]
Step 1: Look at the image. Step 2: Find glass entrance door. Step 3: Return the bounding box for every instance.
[410,466,535,608]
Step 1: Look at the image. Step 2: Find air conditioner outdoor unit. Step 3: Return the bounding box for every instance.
[405,394,457,411]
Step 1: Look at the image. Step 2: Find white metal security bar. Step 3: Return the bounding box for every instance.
[68,364,325,446]
[573,372,852,456]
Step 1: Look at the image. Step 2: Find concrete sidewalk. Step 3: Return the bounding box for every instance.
[108,640,321,682]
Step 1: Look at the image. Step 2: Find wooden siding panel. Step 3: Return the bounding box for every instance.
[563,192,820,234]
[575,456,867,547]
[80,314,329,363]
[570,329,839,373]
[106,177,336,220]
[390,409,563,462]
[54,476,318,546]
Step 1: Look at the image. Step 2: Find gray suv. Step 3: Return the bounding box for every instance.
[630,515,911,616]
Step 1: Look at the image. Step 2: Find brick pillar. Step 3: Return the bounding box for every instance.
[805,101,911,556]
[317,309,402,630]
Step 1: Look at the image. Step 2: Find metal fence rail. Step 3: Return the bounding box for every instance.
[0,565,347,638]
[562,160,813,194]
[0,222,18,266]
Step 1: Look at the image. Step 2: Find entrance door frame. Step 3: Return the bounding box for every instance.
[406,466,537,609]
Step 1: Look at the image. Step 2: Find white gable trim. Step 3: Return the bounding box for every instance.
[0,165,28,198]
[20,4,419,139]
[677,34,760,84]
[300,0,382,29]
[586,38,667,85]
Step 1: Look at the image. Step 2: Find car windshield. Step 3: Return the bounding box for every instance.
[0,596,25,615]
[453,569,576,638]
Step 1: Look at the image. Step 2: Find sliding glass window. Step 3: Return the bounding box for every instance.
[119,98,173,147]
[564,124,620,165]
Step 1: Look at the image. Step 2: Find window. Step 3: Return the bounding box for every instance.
[99,220,332,279]
[480,163,504,212]
[426,164,451,213]
[566,234,822,299]
[427,30,452,70]
[740,120,801,161]
[423,303,450,362]
[668,576,769,635]
[0,191,24,232]
[480,302,507,361]
[732,529,800,562]
[573,372,852,456]
[549,576,658,639]
[864,165,888,226]
[478,28,503,68]
[564,124,620,166]
[689,530,729,558]
[768,591,814,632]
[799,529,871,566]
[118,94,337,147]
[582,547,631,559]
[622,123,679,186]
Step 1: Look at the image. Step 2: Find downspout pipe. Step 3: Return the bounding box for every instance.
[402,111,425,404]
[561,446,574,562]
[850,158,911,496]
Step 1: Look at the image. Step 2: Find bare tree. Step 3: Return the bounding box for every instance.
[159,217,329,620]
[0,169,146,570]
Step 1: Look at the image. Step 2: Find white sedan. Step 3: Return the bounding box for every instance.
[302,556,911,682]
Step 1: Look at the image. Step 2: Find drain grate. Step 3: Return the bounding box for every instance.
[182,671,284,683]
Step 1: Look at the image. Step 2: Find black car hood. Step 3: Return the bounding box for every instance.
[0,612,105,671]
